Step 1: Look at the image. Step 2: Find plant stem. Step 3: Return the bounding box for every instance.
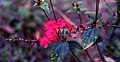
[80,46,93,62]
[94,0,100,26]
[94,0,105,61]
[85,50,93,62]
[50,0,57,21]
[5,38,38,42]
[70,50,82,62]
[96,43,105,62]
[42,9,50,20]
[78,14,82,24]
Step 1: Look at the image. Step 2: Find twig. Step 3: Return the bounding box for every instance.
[5,38,38,42]
[96,43,105,62]
[50,0,57,21]
[94,0,105,61]
[70,50,82,62]
[94,0,100,26]
[78,14,83,24]
[42,9,50,20]
[85,50,94,62]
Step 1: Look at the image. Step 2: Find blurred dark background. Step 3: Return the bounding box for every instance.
[0,0,120,62]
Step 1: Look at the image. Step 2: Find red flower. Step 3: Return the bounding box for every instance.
[56,18,66,28]
[47,33,58,41]
[44,20,58,30]
[39,36,50,48]
[39,18,73,48]
[69,25,74,32]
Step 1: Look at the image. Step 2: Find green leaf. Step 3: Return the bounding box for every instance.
[68,41,83,58]
[80,8,87,12]
[51,42,69,62]
[67,41,82,50]
[86,20,103,25]
[65,9,74,13]
[40,2,50,14]
[86,12,102,21]
[82,28,99,50]
[116,0,120,11]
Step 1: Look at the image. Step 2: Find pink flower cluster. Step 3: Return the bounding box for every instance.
[39,18,71,48]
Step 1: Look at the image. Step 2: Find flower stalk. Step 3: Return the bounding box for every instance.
[50,0,57,21]
[94,0,105,61]
[96,43,105,62]
[85,50,93,62]
[42,9,50,20]
[70,50,82,62]
[78,14,82,24]
[94,0,100,26]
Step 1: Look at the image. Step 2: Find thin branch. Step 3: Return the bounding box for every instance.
[94,0,105,61]
[70,50,82,62]
[94,0,100,26]
[85,50,94,62]
[96,43,105,61]
[5,38,38,42]
[42,9,50,20]
[97,24,120,28]
[50,0,57,21]
[110,25,120,28]
[78,14,83,24]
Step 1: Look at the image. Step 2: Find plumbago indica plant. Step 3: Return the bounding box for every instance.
[6,0,120,62]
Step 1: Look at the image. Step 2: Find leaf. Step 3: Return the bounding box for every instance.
[65,9,74,13]
[82,28,99,50]
[86,12,102,20]
[51,42,69,62]
[67,41,82,57]
[40,2,50,14]
[67,41,82,50]
[116,0,120,11]
[80,8,87,12]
